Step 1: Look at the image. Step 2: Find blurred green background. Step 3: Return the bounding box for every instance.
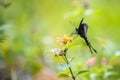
[0,0,120,80]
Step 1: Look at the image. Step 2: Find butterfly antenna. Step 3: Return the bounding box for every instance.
[69,21,77,28]
[69,21,77,37]
[70,32,76,36]
[73,35,78,40]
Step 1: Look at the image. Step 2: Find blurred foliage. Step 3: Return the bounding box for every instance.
[0,0,120,80]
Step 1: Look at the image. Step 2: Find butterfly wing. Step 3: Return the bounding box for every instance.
[80,18,84,26]
[78,23,88,38]
[83,23,88,38]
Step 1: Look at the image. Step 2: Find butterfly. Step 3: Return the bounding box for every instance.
[72,18,97,54]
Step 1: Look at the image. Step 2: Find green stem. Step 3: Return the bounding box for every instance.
[63,54,76,80]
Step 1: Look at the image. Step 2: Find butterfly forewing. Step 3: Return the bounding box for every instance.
[78,23,88,39]
[80,18,84,26]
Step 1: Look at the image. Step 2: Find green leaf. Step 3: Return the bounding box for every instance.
[65,42,80,48]
[77,70,89,76]
[57,73,70,78]
[57,64,73,70]
[105,71,119,77]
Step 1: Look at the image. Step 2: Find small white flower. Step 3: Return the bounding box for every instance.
[51,48,63,56]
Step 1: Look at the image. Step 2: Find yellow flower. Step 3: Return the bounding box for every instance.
[56,35,73,45]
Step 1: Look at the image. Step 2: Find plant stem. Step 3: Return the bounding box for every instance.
[63,54,76,80]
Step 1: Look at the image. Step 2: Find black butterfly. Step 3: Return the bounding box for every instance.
[72,18,97,54]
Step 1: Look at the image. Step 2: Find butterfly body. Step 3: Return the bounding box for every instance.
[75,18,97,53]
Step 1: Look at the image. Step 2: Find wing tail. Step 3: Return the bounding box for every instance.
[84,38,97,54]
